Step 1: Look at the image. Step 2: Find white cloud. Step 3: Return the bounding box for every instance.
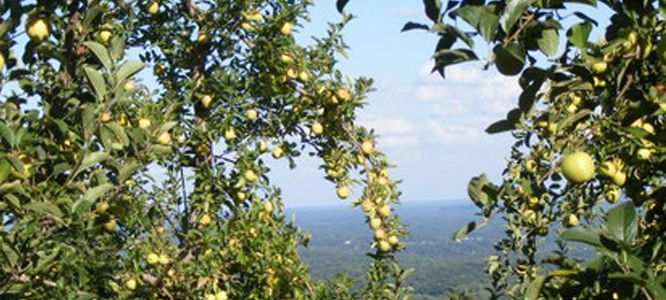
[359,116,419,149]
[426,121,482,146]
[392,7,421,18]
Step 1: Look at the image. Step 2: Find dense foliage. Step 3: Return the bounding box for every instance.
[335,0,666,299]
[0,1,411,299]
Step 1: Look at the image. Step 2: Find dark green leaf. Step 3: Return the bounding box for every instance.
[605,202,637,244]
[486,119,516,134]
[452,221,477,241]
[537,28,559,57]
[494,43,525,76]
[74,152,111,178]
[118,159,141,182]
[567,22,592,50]
[424,0,442,23]
[0,122,15,147]
[83,41,112,71]
[401,22,430,32]
[73,183,113,215]
[115,61,144,86]
[560,228,602,247]
[336,0,350,13]
[24,202,64,220]
[501,0,531,33]
[525,275,546,300]
[83,65,107,101]
[452,5,499,42]
[468,174,491,208]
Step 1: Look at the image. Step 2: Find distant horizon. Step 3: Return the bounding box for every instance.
[286,198,475,209]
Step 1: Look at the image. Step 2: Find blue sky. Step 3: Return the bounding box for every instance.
[273,0,521,207]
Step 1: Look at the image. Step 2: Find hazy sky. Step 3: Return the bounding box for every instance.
[273,0,521,207]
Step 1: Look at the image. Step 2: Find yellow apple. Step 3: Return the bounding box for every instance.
[158,254,169,265]
[361,199,374,213]
[611,171,627,186]
[360,140,374,155]
[100,111,112,123]
[98,29,112,44]
[336,88,351,102]
[95,201,109,214]
[299,71,309,81]
[26,17,50,43]
[146,252,159,265]
[125,278,137,290]
[157,132,171,145]
[378,240,391,252]
[124,80,135,92]
[590,61,607,74]
[311,122,323,135]
[271,146,284,159]
[280,22,293,35]
[524,159,537,173]
[388,235,399,245]
[197,30,207,44]
[263,201,274,214]
[199,213,212,226]
[280,54,294,64]
[564,214,579,227]
[257,140,268,152]
[103,219,116,232]
[244,169,258,182]
[224,127,236,141]
[336,185,350,199]
[377,204,391,217]
[0,53,5,71]
[146,1,159,15]
[374,228,386,240]
[246,108,258,121]
[201,95,212,108]
[215,291,228,300]
[138,118,151,129]
[286,68,298,79]
[369,217,381,230]
[560,151,595,183]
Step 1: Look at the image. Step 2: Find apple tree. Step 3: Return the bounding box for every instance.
[345,0,665,299]
[0,1,410,299]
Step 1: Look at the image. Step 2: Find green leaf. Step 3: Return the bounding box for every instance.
[336,0,350,13]
[115,61,145,86]
[1,243,19,267]
[82,104,96,139]
[564,0,597,6]
[83,41,112,71]
[486,119,516,134]
[401,22,430,32]
[559,228,602,247]
[104,122,130,146]
[452,5,499,42]
[424,0,442,23]
[567,22,592,50]
[452,221,477,241]
[0,122,15,147]
[432,49,478,75]
[118,159,141,182]
[72,183,113,215]
[537,28,559,57]
[0,158,10,183]
[24,202,64,220]
[605,202,637,244]
[525,275,546,300]
[494,43,525,76]
[468,174,493,208]
[74,152,111,178]
[501,0,532,33]
[83,65,107,101]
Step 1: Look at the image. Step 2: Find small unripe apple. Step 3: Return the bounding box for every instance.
[560,151,595,183]
[590,61,607,74]
[599,161,617,178]
[26,17,50,43]
[224,127,236,141]
[95,201,109,214]
[246,109,258,121]
[241,22,253,31]
[271,146,284,159]
[336,88,351,102]
[138,118,151,129]
[257,140,268,152]
[158,254,169,265]
[146,1,159,15]
[611,171,627,186]
[125,278,137,290]
[378,240,391,252]
[369,217,381,230]
[263,201,274,214]
[336,185,350,199]
[360,141,374,155]
[377,204,391,217]
[299,71,310,81]
[201,95,212,108]
[311,122,323,135]
[197,30,207,44]
[124,80,135,92]
[524,159,537,173]
[100,111,112,123]
[103,219,117,232]
[374,228,386,240]
[280,22,293,35]
[157,132,171,145]
[215,291,228,300]
[146,252,159,265]
[637,148,652,160]
[199,213,212,226]
[98,29,112,44]
[564,214,579,227]
[388,235,399,245]
[244,169,258,182]
[280,54,294,63]
[361,199,374,213]
[286,68,298,79]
